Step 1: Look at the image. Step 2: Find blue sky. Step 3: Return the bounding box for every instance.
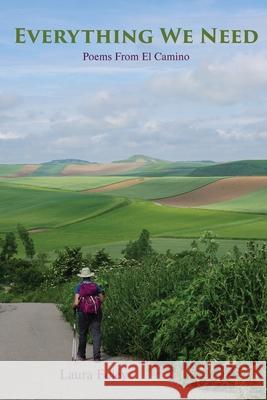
[0,0,267,162]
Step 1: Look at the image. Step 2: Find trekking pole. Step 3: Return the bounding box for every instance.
[71,308,78,361]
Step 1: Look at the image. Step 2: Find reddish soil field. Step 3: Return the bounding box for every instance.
[15,164,40,177]
[61,162,144,176]
[158,177,267,207]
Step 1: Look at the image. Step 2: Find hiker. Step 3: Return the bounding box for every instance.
[73,267,105,361]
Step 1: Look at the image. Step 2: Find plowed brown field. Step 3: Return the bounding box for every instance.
[15,164,40,177]
[158,177,267,207]
[61,162,144,176]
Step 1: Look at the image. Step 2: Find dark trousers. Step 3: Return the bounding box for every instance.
[77,311,102,360]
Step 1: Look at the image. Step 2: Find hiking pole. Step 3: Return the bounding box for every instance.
[71,308,78,361]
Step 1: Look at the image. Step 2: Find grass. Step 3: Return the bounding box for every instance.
[1,178,267,254]
[31,200,267,253]
[0,164,24,176]
[0,184,123,231]
[202,186,267,213]
[0,176,130,191]
[82,237,267,258]
[107,177,220,199]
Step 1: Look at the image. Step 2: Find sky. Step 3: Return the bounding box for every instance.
[0,0,267,163]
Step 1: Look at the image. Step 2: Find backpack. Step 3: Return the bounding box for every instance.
[78,282,101,314]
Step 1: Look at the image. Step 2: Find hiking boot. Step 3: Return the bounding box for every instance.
[76,354,86,361]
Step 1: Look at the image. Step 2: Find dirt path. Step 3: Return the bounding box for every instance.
[84,178,144,193]
[158,176,267,207]
[28,228,48,234]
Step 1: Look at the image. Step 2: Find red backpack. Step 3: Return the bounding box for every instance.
[78,282,101,314]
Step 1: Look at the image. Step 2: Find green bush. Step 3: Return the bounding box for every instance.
[91,248,113,271]
[47,247,86,285]
[3,227,266,362]
[100,239,267,360]
[17,224,35,259]
[122,229,154,261]
[10,259,44,293]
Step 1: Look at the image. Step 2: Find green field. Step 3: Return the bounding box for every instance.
[29,199,267,253]
[0,176,129,191]
[83,237,267,258]
[0,164,24,177]
[1,175,267,255]
[107,176,220,199]
[202,186,267,213]
[0,184,125,231]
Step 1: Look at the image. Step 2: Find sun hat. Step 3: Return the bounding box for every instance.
[77,267,95,278]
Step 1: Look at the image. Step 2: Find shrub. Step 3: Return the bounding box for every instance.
[17,224,35,259]
[10,259,44,293]
[47,247,86,285]
[101,240,267,361]
[122,229,154,261]
[92,248,113,271]
[0,232,17,263]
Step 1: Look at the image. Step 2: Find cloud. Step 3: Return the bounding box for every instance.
[0,130,22,140]
[148,51,267,104]
[217,126,267,141]
[2,49,267,162]
[0,92,22,110]
[105,111,137,128]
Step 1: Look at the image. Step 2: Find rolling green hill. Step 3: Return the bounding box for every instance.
[2,158,267,177]
[0,176,129,191]
[121,161,216,176]
[31,161,71,176]
[0,164,25,177]
[107,177,220,199]
[1,180,267,255]
[202,186,267,213]
[1,157,267,258]
[0,183,124,231]
[32,199,267,253]
[190,160,267,176]
[114,154,165,163]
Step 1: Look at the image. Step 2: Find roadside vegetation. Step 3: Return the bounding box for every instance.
[0,227,266,361]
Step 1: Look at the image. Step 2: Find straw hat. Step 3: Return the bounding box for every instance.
[77,267,95,278]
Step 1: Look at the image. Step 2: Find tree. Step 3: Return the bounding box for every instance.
[122,229,154,261]
[10,259,44,293]
[50,247,85,284]
[17,224,35,259]
[0,232,17,262]
[92,248,113,270]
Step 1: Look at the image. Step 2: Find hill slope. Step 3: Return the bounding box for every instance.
[104,177,220,199]
[114,154,165,163]
[158,177,267,207]
[190,160,267,176]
